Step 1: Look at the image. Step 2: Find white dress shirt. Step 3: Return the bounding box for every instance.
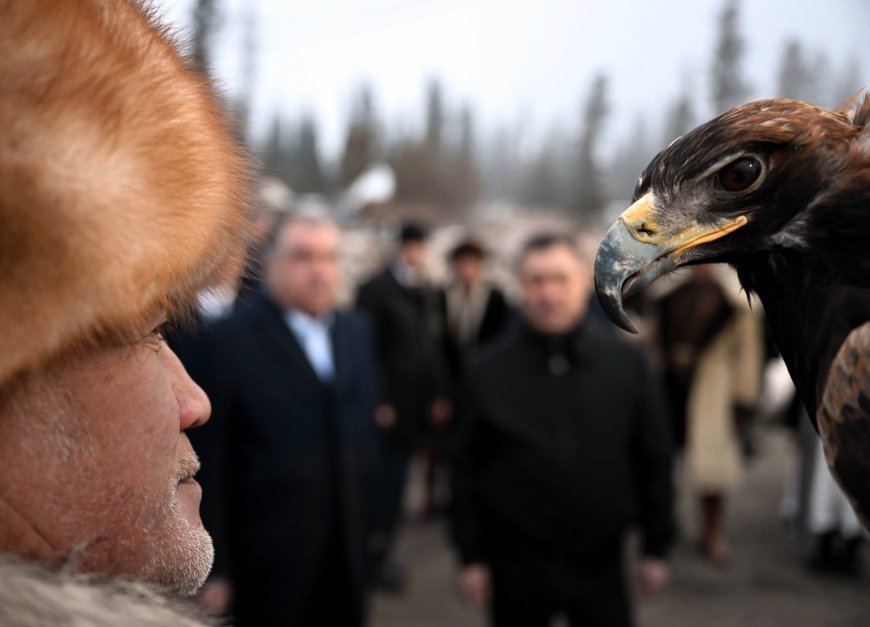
[285,310,335,382]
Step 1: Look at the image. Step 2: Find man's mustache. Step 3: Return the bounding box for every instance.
[175,451,201,483]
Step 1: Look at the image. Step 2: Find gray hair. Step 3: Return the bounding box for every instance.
[266,210,340,255]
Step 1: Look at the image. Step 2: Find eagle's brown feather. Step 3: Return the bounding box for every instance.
[818,322,870,525]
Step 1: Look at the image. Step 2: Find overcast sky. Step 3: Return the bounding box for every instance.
[155,0,869,159]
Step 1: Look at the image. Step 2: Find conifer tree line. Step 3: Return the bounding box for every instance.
[193,0,863,220]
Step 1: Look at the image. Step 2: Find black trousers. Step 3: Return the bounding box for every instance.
[489,544,632,627]
[368,432,411,568]
[232,538,360,627]
[297,537,360,627]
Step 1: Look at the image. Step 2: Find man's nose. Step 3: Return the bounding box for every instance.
[165,346,211,430]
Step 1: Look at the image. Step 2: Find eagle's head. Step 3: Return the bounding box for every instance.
[595,95,870,333]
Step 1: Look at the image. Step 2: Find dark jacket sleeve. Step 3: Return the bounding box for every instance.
[351,312,382,534]
[355,280,392,407]
[478,287,510,344]
[449,366,485,566]
[631,350,676,559]
[353,310,379,426]
[423,287,452,401]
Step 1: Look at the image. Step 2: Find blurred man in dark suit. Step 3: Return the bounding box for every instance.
[451,233,674,627]
[190,214,378,626]
[356,222,450,590]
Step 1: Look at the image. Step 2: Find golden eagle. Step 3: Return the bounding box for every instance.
[594,93,870,524]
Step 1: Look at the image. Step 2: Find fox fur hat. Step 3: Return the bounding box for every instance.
[0,1,254,386]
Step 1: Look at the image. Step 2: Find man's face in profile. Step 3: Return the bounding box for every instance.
[520,243,591,336]
[0,315,214,596]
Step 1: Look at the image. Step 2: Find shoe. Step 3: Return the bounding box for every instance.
[837,536,863,579]
[805,530,838,575]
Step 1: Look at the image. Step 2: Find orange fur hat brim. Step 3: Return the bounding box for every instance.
[0,0,254,385]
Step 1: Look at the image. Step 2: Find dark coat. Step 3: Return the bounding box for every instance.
[451,319,675,568]
[356,267,448,445]
[437,284,512,388]
[187,292,378,626]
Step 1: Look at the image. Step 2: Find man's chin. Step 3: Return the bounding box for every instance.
[153,517,215,597]
[152,484,214,597]
[528,318,576,336]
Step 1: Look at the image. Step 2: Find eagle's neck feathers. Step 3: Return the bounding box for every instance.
[737,250,870,427]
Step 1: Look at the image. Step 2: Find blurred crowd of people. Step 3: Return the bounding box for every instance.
[169,206,865,627]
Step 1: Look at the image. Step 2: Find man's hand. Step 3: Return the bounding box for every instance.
[196,577,233,616]
[635,558,669,598]
[375,404,397,429]
[430,397,453,426]
[459,563,491,609]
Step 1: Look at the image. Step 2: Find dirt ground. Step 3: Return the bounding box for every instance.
[371,427,870,627]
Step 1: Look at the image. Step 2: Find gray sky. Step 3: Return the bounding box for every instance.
[156,0,869,159]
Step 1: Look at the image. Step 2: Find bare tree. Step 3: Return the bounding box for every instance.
[573,74,609,217]
[777,39,825,103]
[831,54,863,108]
[234,3,258,141]
[450,104,481,209]
[479,126,518,199]
[710,0,749,113]
[259,112,326,195]
[191,0,221,76]
[609,113,656,201]
[390,141,450,208]
[524,145,561,209]
[662,90,696,145]
[261,112,286,180]
[339,84,381,189]
[425,78,445,151]
[291,116,327,195]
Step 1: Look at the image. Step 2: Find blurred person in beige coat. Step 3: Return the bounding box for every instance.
[656,264,764,565]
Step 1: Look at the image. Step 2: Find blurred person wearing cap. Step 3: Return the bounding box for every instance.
[0,1,252,623]
[188,213,379,626]
[440,238,513,385]
[356,222,451,591]
[423,238,512,516]
[451,233,674,627]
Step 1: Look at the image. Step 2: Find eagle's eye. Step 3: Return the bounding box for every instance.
[716,156,762,192]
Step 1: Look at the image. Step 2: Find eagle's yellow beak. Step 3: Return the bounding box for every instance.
[594,192,748,333]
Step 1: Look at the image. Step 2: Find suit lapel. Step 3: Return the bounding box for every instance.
[330,314,351,398]
[328,314,354,448]
[254,295,323,388]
